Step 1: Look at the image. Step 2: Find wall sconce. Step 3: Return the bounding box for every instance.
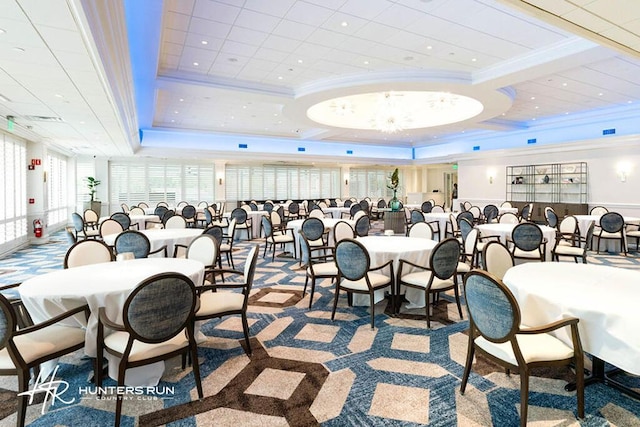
[617,162,631,182]
[216,173,224,185]
[487,168,496,184]
[344,174,349,185]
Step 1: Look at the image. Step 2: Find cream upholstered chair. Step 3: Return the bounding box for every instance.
[99,218,124,240]
[129,206,145,216]
[332,220,355,244]
[1,295,89,427]
[64,239,114,268]
[461,270,584,427]
[83,208,99,229]
[308,208,326,219]
[165,214,187,229]
[498,212,519,224]
[407,221,434,240]
[195,245,259,355]
[95,272,202,426]
[481,240,514,280]
[300,229,338,308]
[397,238,462,327]
[332,239,393,329]
[500,201,512,208]
[552,222,594,264]
[262,215,296,261]
[71,212,100,240]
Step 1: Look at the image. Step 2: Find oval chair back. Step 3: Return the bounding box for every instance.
[335,239,370,282]
[544,207,558,228]
[186,234,218,268]
[333,221,355,243]
[111,212,131,230]
[181,205,196,220]
[481,241,514,280]
[114,230,151,259]
[483,205,499,223]
[421,201,433,213]
[155,205,169,218]
[165,215,187,229]
[263,201,274,213]
[458,218,473,242]
[301,217,325,242]
[64,240,113,268]
[430,238,461,280]
[590,206,608,216]
[99,219,124,239]
[511,222,543,252]
[498,212,519,224]
[231,207,248,225]
[408,221,434,240]
[355,215,370,237]
[203,225,223,246]
[410,209,425,224]
[129,207,145,216]
[600,212,624,233]
[349,203,361,218]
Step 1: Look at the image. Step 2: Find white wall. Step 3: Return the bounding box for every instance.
[456,136,640,216]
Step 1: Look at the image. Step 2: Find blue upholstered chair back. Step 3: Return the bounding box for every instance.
[249,202,258,211]
[124,273,196,343]
[344,199,352,208]
[231,207,247,224]
[263,202,274,213]
[0,294,16,349]
[302,218,324,241]
[182,205,196,219]
[349,203,361,217]
[521,204,531,221]
[161,210,175,224]
[421,201,433,213]
[203,208,212,225]
[111,212,131,230]
[600,212,624,233]
[484,205,499,223]
[458,218,473,242]
[545,208,558,228]
[377,199,386,208]
[155,206,169,217]
[71,212,85,232]
[203,225,223,245]
[464,270,520,342]
[359,200,369,212]
[430,238,460,280]
[115,230,151,258]
[288,202,300,214]
[335,239,369,281]
[457,211,474,225]
[512,223,543,252]
[276,205,285,221]
[355,215,370,237]
[261,216,273,237]
[410,209,425,224]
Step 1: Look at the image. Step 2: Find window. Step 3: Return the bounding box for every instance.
[109,160,216,208]
[0,133,27,252]
[225,164,340,202]
[350,168,396,199]
[47,151,68,227]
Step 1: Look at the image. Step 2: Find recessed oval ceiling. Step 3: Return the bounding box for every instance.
[306,91,484,132]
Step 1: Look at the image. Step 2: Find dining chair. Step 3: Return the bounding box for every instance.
[410,209,425,224]
[156,201,169,208]
[544,206,558,229]
[372,199,387,219]
[397,238,462,327]
[83,209,99,229]
[407,221,434,240]
[556,215,580,246]
[481,240,514,280]
[202,224,224,267]
[263,201,274,213]
[164,214,187,229]
[498,212,519,224]
[300,230,338,309]
[176,201,188,209]
[181,204,197,228]
[457,228,479,279]
[154,205,169,218]
[507,222,547,262]
[120,203,129,213]
[181,234,221,283]
[431,205,445,213]
[0,294,89,427]
[262,215,296,261]
[483,204,499,224]
[445,213,461,241]
[129,206,145,216]
[552,221,594,264]
[463,201,472,211]
[137,202,149,209]
[64,239,114,268]
[71,212,100,240]
[95,272,202,427]
[468,206,482,223]
[589,206,608,216]
[332,220,355,244]
[461,270,584,427]
[458,217,473,243]
[231,207,252,241]
[195,244,259,355]
[286,201,301,221]
[220,218,237,268]
[308,208,326,219]
[99,218,124,240]
[332,239,394,329]
[595,212,626,256]
[354,215,371,237]
[114,230,167,258]
[626,223,640,253]
[302,217,326,248]
[500,201,512,208]
[519,203,533,222]
[110,212,134,230]
[421,201,433,213]
[342,203,361,219]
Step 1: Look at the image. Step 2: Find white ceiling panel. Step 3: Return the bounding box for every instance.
[192,0,241,25]
[284,2,334,26]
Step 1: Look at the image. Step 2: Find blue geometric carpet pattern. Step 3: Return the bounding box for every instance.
[1,227,639,426]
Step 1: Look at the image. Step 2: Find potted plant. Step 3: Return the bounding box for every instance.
[84,176,102,214]
[387,168,400,211]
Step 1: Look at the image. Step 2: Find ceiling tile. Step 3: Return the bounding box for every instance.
[188,17,232,38]
[165,11,191,31]
[272,20,317,40]
[235,9,281,33]
[221,40,259,57]
[339,0,393,21]
[284,2,334,26]
[227,26,269,46]
[244,0,297,18]
[192,0,241,24]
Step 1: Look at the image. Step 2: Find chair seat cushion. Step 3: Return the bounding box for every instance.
[309,261,338,276]
[197,291,244,317]
[456,262,471,274]
[104,330,188,362]
[598,231,623,239]
[626,230,640,237]
[400,271,455,290]
[220,244,231,251]
[268,234,294,244]
[475,332,574,365]
[513,248,542,259]
[84,229,100,237]
[553,245,583,256]
[0,325,86,369]
[341,272,390,291]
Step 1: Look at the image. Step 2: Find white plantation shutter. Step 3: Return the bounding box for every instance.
[47,151,68,227]
[351,168,395,199]
[0,134,27,251]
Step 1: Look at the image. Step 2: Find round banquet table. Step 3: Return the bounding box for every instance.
[19,258,205,386]
[287,218,356,261]
[103,228,203,257]
[354,235,438,308]
[223,210,269,239]
[324,207,351,218]
[423,212,451,240]
[574,214,640,253]
[503,262,640,376]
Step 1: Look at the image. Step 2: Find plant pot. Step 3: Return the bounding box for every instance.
[390,192,400,211]
[83,201,102,215]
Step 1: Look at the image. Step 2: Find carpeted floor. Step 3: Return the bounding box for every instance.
[1,225,640,426]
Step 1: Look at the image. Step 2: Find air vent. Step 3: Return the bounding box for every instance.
[23,115,64,122]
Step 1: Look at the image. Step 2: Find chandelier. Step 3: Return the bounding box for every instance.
[372,92,412,134]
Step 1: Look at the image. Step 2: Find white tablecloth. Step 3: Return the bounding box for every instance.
[324,207,351,218]
[19,258,205,385]
[224,211,268,239]
[476,223,556,260]
[502,262,640,375]
[575,214,640,252]
[423,212,451,240]
[355,236,438,307]
[103,228,203,257]
[498,207,518,215]
[287,218,355,260]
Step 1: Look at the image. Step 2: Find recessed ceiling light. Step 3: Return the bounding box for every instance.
[274,113,278,117]
[193,62,199,66]
[277,76,283,80]
[297,59,303,63]
[201,40,208,45]
[471,58,477,62]
[562,83,567,87]
[530,96,535,100]
[534,106,539,109]
[598,92,603,96]
[532,118,536,121]
[341,21,348,27]
[363,60,369,65]
[79,121,85,124]
[174,110,179,114]
[628,100,633,104]
[55,94,63,98]
[426,45,432,50]
[0,29,6,34]
[242,105,247,109]
[171,119,175,123]
[179,98,184,102]
[230,115,234,119]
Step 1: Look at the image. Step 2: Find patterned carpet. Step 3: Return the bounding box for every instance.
[1,226,640,426]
